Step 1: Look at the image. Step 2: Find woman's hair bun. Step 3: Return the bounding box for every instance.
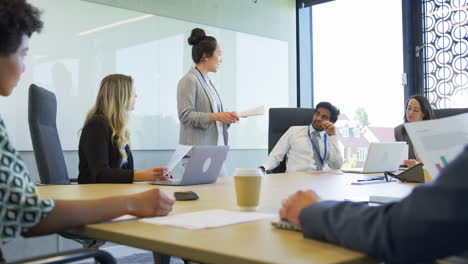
[188,28,206,46]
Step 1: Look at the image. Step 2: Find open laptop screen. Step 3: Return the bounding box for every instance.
[342,142,406,173]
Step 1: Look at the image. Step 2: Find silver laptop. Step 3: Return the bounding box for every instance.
[342,142,406,173]
[151,145,229,186]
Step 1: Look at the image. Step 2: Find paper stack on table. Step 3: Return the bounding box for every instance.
[111,215,136,222]
[238,105,265,118]
[139,209,275,229]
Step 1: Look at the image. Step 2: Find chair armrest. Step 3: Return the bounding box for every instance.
[9,248,116,264]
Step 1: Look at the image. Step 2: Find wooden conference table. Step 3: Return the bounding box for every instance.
[37,171,416,264]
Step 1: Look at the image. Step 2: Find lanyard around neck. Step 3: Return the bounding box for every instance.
[195,67,222,112]
[307,126,327,165]
[195,67,208,84]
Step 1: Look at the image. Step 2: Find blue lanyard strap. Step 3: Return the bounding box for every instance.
[195,67,208,84]
[307,126,327,165]
[195,67,222,113]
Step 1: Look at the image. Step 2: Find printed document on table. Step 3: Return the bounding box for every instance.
[111,215,136,222]
[404,113,468,179]
[166,145,193,172]
[139,209,275,229]
[238,105,265,118]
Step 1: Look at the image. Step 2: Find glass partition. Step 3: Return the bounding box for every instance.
[1,0,291,150]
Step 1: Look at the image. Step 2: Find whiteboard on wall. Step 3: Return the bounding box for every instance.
[0,0,290,150]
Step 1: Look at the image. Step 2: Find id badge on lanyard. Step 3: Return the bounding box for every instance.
[307,126,327,165]
[195,67,221,112]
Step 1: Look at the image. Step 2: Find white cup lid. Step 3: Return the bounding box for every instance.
[233,168,264,176]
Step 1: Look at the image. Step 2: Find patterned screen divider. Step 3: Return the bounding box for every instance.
[422,0,468,109]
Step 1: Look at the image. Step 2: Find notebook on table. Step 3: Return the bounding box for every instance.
[271,220,302,232]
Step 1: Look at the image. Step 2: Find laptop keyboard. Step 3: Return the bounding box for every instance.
[151,179,181,185]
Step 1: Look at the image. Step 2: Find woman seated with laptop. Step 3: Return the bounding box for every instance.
[78,74,170,183]
[394,95,435,168]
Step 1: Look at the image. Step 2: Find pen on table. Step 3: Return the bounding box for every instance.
[357,176,385,182]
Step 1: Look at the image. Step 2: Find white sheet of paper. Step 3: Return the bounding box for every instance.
[402,143,409,163]
[369,195,403,204]
[111,214,137,222]
[139,209,275,229]
[404,113,468,179]
[238,105,265,118]
[166,145,193,172]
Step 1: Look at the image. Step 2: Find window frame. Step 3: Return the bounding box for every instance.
[296,0,424,106]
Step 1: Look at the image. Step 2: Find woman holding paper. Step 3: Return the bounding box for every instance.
[177,28,239,147]
[394,95,435,167]
[78,74,170,183]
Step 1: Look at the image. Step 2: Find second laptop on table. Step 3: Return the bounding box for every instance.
[342,142,407,174]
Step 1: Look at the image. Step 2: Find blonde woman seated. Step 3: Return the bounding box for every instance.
[78,74,170,183]
[394,95,435,168]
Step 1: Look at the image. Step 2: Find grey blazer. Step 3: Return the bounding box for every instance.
[177,67,228,146]
[394,124,416,159]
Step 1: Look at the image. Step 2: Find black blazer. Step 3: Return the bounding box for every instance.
[394,123,416,160]
[299,145,468,263]
[78,115,134,183]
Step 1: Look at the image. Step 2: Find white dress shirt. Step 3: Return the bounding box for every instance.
[205,79,224,146]
[262,125,343,172]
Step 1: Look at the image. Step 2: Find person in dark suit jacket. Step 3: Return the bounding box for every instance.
[78,74,170,183]
[394,95,435,167]
[280,145,468,263]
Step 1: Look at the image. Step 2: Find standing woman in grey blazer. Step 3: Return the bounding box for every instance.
[177,28,239,147]
[394,95,435,167]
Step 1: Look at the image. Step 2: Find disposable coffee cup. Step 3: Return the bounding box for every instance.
[233,168,264,211]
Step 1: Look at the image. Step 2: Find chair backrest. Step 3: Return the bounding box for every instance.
[268,108,315,173]
[433,108,468,119]
[28,84,70,184]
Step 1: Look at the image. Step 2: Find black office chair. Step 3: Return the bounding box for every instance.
[433,108,468,119]
[27,84,172,264]
[27,84,104,248]
[28,83,75,184]
[8,249,116,264]
[268,108,315,173]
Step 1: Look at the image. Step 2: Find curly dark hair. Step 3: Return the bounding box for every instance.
[0,0,43,56]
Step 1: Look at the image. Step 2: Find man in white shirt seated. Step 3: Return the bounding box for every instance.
[260,102,343,173]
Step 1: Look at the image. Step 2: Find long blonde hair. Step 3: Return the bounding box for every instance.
[83,74,134,165]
